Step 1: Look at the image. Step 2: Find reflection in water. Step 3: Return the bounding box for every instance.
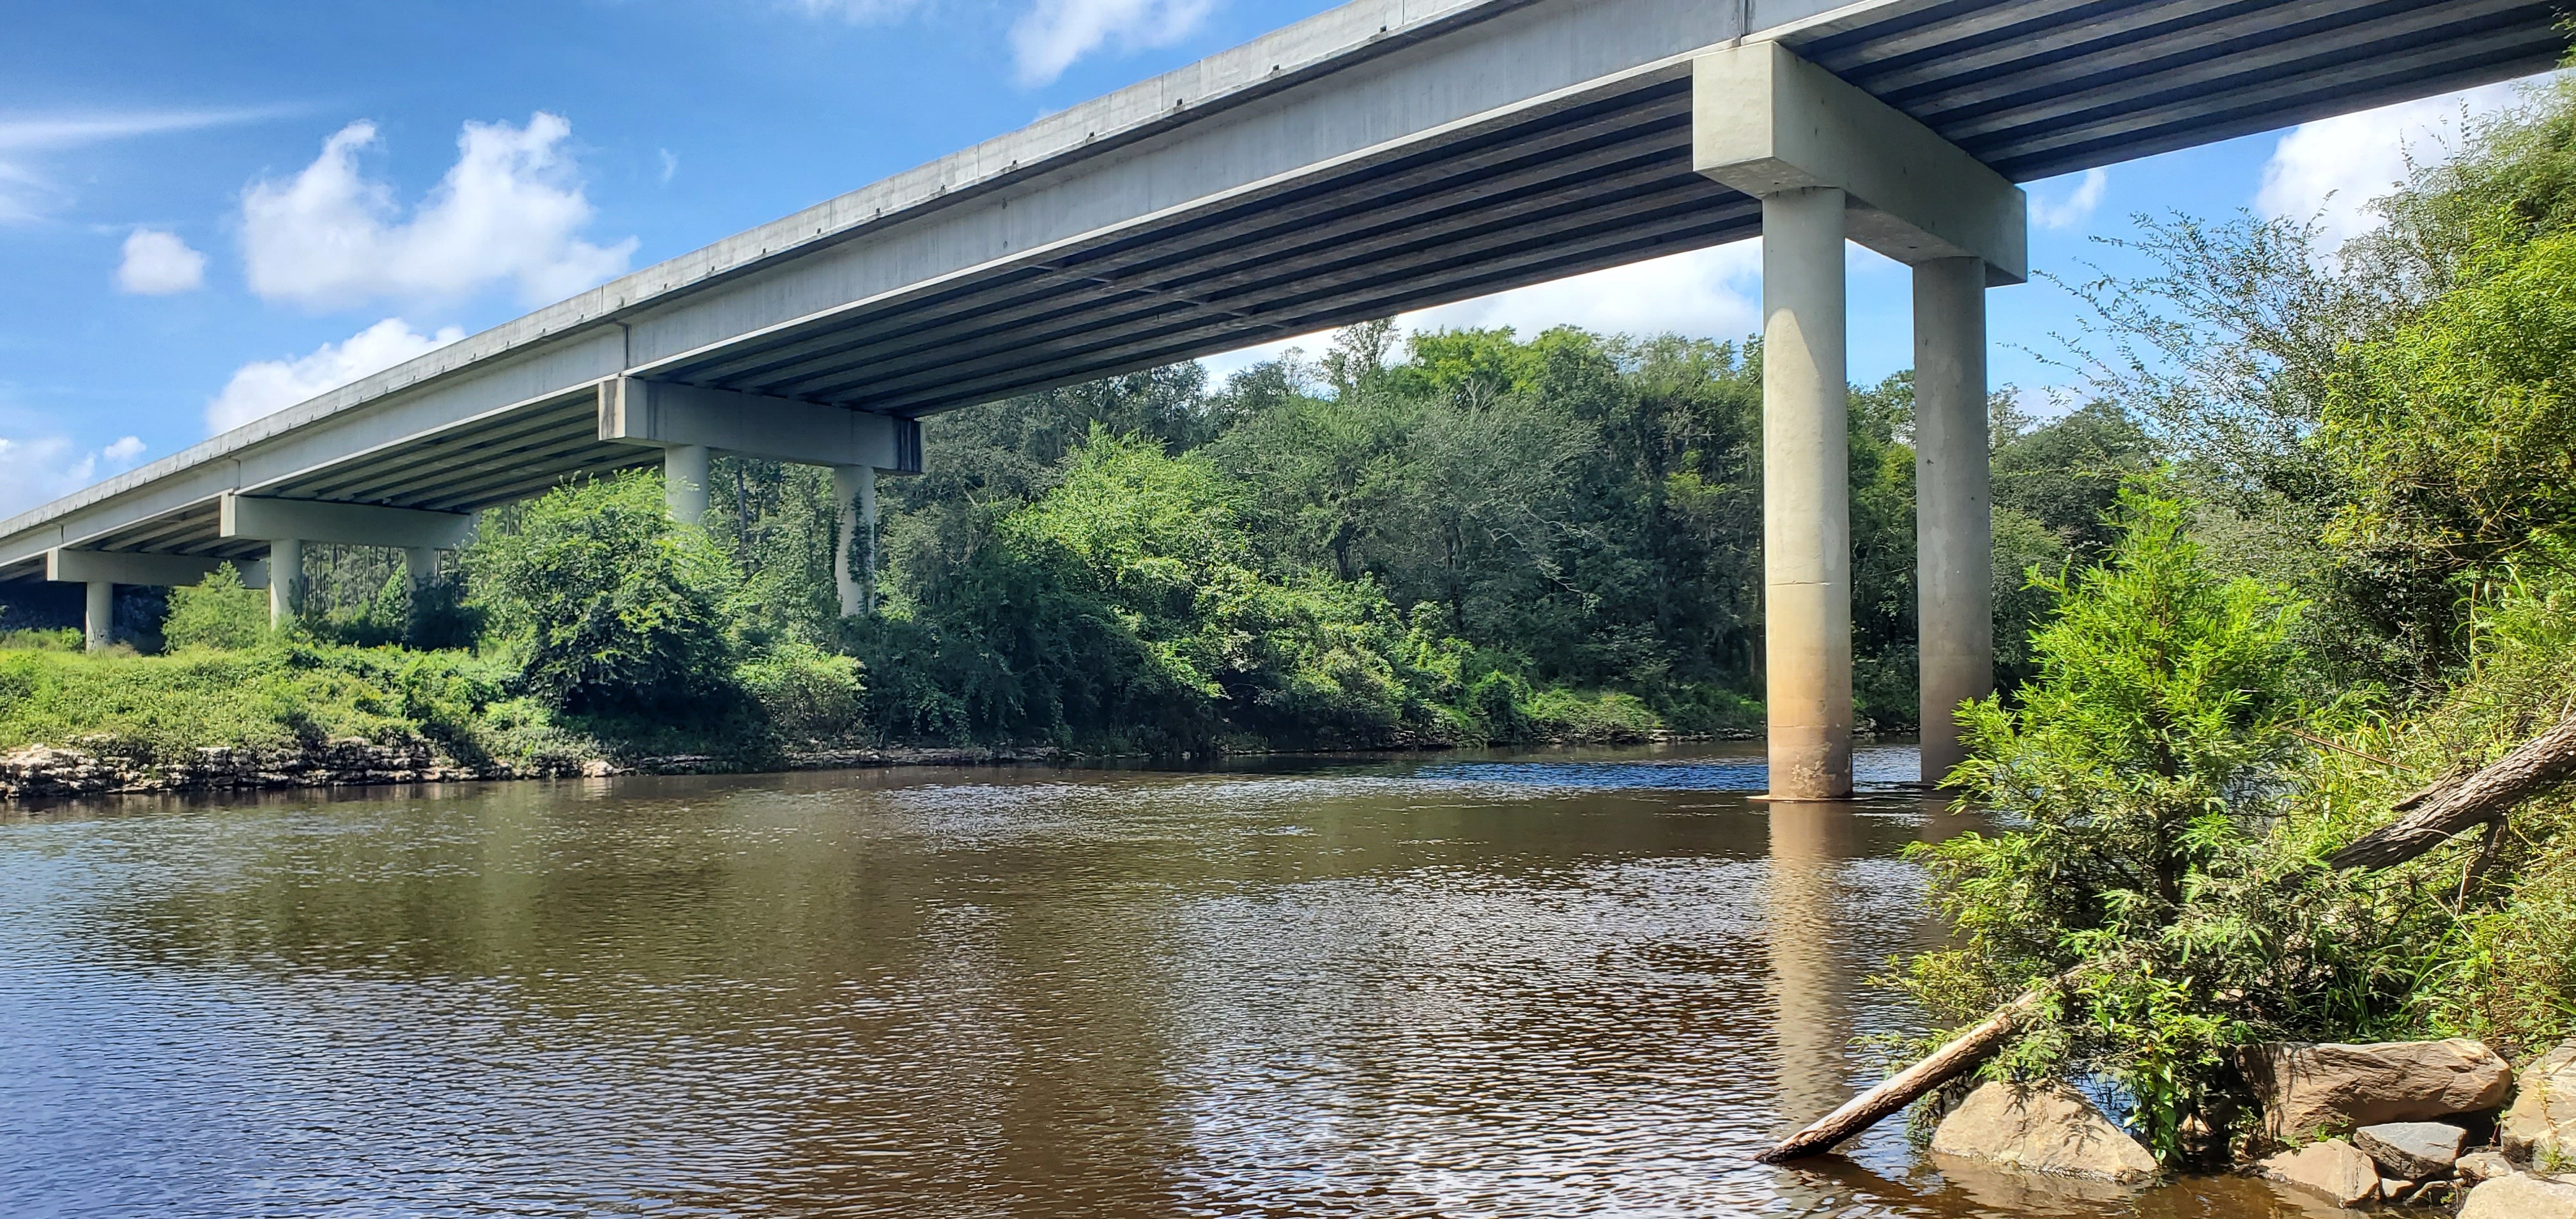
[0,744,2334,1217]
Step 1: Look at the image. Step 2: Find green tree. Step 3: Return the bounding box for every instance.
[465,471,741,718]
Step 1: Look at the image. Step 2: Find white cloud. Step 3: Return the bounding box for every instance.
[241,113,638,310]
[0,431,150,516]
[657,148,679,185]
[2030,167,2107,231]
[1011,0,1215,87]
[206,318,464,434]
[1400,242,1764,340]
[2256,77,2540,249]
[1197,243,1767,383]
[114,227,206,294]
[0,107,279,224]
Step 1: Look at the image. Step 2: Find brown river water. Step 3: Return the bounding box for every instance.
[0,743,2346,1217]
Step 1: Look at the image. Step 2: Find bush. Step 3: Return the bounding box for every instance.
[0,627,81,652]
[738,641,868,741]
[466,472,741,719]
[163,564,270,652]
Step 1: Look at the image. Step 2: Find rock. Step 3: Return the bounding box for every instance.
[2260,1139,2382,1208]
[2460,1174,2576,1219]
[1929,1080,2161,1183]
[2467,1151,2524,1182]
[2356,1121,2470,1178]
[2242,1039,2515,1141]
[2504,1041,2576,1172]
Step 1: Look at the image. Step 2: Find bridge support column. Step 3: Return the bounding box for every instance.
[664,445,711,527]
[1760,187,1855,801]
[1914,257,1995,784]
[268,538,303,625]
[1694,42,2025,800]
[84,581,112,652]
[832,464,878,617]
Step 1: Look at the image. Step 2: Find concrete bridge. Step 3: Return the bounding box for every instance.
[1,0,2558,797]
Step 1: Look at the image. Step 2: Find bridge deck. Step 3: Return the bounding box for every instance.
[1,0,2559,578]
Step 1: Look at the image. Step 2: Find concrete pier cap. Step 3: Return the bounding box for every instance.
[598,376,921,613]
[1692,42,2025,799]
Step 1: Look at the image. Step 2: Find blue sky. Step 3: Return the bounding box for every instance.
[0,0,2543,517]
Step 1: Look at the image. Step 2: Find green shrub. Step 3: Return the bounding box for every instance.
[738,641,868,741]
[466,471,742,718]
[163,564,269,652]
[0,627,81,652]
[1523,687,1663,744]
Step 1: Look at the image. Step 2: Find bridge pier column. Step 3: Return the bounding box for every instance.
[1914,257,1995,784]
[84,581,112,652]
[268,538,303,625]
[664,444,711,527]
[1693,42,2025,801]
[1760,187,1855,801]
[832,464,878,617]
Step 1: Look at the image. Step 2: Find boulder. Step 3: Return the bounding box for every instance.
[2355,1121,2470,1178]
[2259,1139,2382,1208]
[2466,1151,2523,1182]
[1929,1080,2160,1183]
[2504,1041,2576,1172]
[2460,1174,2576,1219]
[2241,1039,2514,1141]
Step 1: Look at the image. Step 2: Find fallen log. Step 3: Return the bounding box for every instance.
[1761,716,2576,1163]
[2329,712,2576,870]
[1757,984,2052,1163]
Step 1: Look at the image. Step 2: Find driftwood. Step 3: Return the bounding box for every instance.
[2329,712,2576,870]
[1758,985,2052,1162]
[1761,715,2576,1163]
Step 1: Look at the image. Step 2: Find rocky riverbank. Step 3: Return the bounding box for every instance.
[0,739,1064,803]
[1925,1036,2576,1214]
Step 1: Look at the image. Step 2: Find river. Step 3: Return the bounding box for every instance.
[0,742,2319,1217]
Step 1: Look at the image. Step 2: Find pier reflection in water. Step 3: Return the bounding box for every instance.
[0,744,2326,1216]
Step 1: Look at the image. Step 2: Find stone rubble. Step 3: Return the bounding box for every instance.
[2354,1120,2469,1179]
[1928,1080,2161,1183]
[2259,1138,2383,1208]
[2240,1038,2515,1142]
[2460,1173,2576,1219]
[2505,1041,2576,1173]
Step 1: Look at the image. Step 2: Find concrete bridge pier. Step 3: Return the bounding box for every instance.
[598,377,920,618]
[1694,43,2025,799]
[831,464,878,617]
[217,493,477,627]
[42,548,270,650]
[663,444,712,528]
[1913,259,1996,783]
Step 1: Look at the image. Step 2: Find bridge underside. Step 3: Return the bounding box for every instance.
[1,0,2562,580]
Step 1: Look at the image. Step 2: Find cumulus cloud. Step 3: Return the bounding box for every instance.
[114,227,206,294]
[241,113,638,310]
[206,318,464,434]
[2256,77,2538,249]
[1011,0,1215,86]
[2030,167,2107,231]
[0,431,149,516]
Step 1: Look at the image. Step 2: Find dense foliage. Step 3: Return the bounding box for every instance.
[1896,75,2576,1165]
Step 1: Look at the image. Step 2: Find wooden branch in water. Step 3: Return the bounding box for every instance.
[2329,714,2576,870]
[1756,985,2051,1163]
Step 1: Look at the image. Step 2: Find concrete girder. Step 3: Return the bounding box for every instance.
[597,378,923,473]
[218,493,479,550]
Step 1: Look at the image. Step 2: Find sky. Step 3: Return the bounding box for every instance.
[0,0,2550,518]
